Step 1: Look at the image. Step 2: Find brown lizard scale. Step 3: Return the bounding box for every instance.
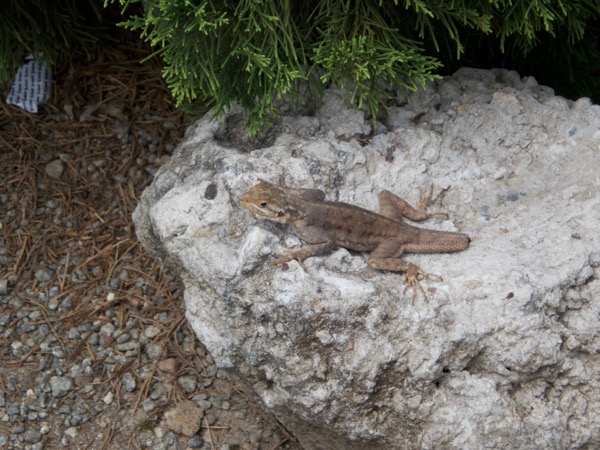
[240,179,470,298]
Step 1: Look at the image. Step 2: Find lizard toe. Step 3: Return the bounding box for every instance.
[403,270,427,301]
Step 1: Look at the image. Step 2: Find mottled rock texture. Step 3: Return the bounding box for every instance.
[134,68,600,449]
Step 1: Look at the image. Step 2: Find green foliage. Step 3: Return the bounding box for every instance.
[496,0,600,52]
[108,0,462,131]
[2,0,599,129]
[0,1,105,83]
[113,0,310,132]
[311,1,442,124]
[109,0,600,132]
[402,0,493,57]
[432,0,600,101]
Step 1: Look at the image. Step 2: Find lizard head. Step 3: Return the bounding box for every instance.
[240,179,305,223]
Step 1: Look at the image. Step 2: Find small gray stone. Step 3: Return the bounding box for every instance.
[69,365,83,378]
[125,317,139,329]
[9,298,23,308]
[102,392,114,405]
[100,323,115,335]
[11,340,23,356]
[116,332,131,344]
[48,286,60,297]
[205,414,217,426]
[20,320,35,332]
[45,159,64,179]
[34,268,53,283]
[146,343,162,359]
[70,414,85,426]
[67,328,81,339]
[196,399,212,410]
[47,298,59,310]
[59,297,72,309]
[37,358,48,371]
[0,279,7,295]
[115,341,139,352]
[178,375,197,393]
[165,431,177,444]
[7,403,20,416]
[122,372,137,392]
[87,333,99,346]
[0,313,10,327]
[23,429,42,443]
[142,398,156,412]
[150,384,165,400]
[49,376,73,398]
[187,435,204,448]
[64,427,78,438]
[203,365,218,378]
[154,312,170,322]
[144,325,161,338]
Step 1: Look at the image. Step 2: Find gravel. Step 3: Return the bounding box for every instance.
[0,33,296,449]
[0,275,293,448]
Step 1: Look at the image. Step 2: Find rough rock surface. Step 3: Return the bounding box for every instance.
[133,68,600,449]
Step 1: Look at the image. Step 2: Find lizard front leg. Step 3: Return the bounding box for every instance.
[367,238,441,300]
[271,223,336,266]
[378,184,449,222]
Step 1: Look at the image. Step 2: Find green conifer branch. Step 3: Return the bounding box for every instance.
[4,1,597,130]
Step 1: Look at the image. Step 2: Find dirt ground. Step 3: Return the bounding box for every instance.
[0,31,297,450]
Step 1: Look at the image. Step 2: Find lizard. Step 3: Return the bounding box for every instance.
[240,179,470,298]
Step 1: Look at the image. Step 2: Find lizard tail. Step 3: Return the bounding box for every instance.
[408,229,470,253]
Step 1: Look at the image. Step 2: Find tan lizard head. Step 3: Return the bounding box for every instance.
[240,179,305,223]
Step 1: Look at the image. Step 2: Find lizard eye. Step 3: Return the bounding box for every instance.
[259,201,267,208]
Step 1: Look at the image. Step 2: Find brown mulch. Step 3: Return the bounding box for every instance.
[0,41,187,363]
[0,31,292,449]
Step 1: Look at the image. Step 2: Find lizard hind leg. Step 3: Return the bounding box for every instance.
[367,240,441,301]
[378,184,449,222]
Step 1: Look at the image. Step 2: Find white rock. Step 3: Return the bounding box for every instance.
[134,68,600,449]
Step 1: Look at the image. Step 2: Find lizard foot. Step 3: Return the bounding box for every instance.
[403,264,443,301]
[268,251,305,268]
[417,184,449,220]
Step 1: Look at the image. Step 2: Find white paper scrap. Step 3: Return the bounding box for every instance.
[6,56,52,113]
